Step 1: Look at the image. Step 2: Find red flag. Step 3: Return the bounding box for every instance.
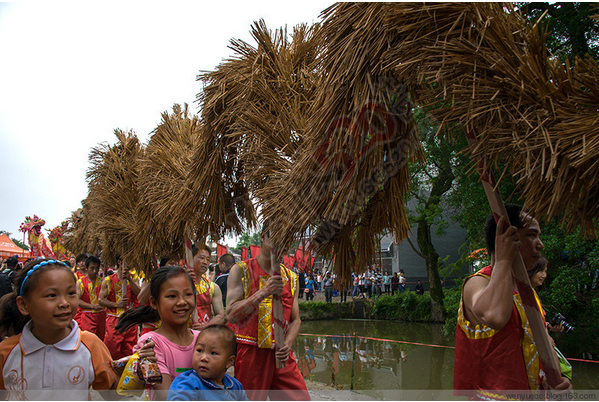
[283,255,292,269]
[217,243,227,258]
[242,246,248,261]
[295,247,304,270]
[250,245,261,259]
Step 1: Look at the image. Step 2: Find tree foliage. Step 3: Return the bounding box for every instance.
[537,222,599,357]
[517,2,599,62]
[235,232,261,249]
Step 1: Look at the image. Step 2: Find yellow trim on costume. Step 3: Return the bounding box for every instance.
[477,390,519,401]
[258,276,273,349]
[235,334,258,345]
[238,261,251,299]
[239,261,295,349]
[105,275,126,317]
[514,294,542,391]
[195,275,214,296]
[457,271,499,339]
[457,301,499,339]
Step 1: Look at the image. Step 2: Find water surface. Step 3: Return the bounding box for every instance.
[294,319,598,398]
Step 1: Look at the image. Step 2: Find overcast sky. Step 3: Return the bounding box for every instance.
[0,1,330,246]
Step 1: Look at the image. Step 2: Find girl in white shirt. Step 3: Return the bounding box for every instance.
[0,259,115,400]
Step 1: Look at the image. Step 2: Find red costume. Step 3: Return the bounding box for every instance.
[229,258,309,401]
[194,275,215,325]
[454,266,544,399]
[76,275,106,341]
[103,273,139,360]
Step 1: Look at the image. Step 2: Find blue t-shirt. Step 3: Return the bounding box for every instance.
[167,369,248,401]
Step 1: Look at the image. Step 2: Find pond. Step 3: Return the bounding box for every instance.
[293,319,599,399]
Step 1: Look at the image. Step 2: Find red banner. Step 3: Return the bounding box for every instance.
[217,243,227,258]
[241,246,248,261]
[250,245,261,259]
[295,247,310,271]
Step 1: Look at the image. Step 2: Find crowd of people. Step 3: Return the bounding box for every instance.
[0,202,576,400]
[294,265,426,305]
[0,227,310,401]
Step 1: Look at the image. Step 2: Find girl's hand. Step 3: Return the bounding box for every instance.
[117,298,129,308]
[137,340,157,362]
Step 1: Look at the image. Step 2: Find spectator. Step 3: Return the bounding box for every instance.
[215,253,235,309]
[391,272,399,296]
[324,272,334,303]
[383,272,391,295]
[414,280,424,295]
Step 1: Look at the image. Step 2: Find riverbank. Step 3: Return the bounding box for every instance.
[306,380,377,401]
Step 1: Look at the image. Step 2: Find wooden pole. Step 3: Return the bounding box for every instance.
[270,248,286,368]
[121,260,128,308]
[466,129,562,388]
[185,227,199,325]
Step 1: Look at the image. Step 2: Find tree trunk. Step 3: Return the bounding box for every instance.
[413,160,455,322]
[416,218,446,322]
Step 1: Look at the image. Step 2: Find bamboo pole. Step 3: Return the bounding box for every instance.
[270,249,286,368]
[121,260,127,308]
[466,129,561,388]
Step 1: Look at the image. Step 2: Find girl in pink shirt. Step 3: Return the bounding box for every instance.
[117,266,198,400]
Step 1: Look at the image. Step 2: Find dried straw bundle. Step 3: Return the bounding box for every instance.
[86,129,151,269]
[63,198,102,256]
[186,21,322,242]
[263,3,424,284]
[383,2,599,235]
[135,104,202,267]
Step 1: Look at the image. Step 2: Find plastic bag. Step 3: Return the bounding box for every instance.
[554,346,573,380]
[116,353,146,396]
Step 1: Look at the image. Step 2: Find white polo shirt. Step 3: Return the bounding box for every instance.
[0,320,114,400]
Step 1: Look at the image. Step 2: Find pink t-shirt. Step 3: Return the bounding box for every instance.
[133,330,199,381]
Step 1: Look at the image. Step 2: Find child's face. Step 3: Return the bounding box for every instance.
[16,268,77,341]
[192,331,235,385]
[151,273,195,326]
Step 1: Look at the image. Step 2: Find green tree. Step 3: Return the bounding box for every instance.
[537,222,599,357]
[235,232,261,249]
[406,113,470,321]
[517,2,599,62]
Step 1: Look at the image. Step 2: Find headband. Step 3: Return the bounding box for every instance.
[19,259,68,296]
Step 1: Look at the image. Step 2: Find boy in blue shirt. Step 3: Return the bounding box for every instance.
[167,325,248,401]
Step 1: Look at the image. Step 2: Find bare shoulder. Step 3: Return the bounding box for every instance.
[461,275,489,323]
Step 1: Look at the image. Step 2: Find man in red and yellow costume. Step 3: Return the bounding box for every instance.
[189,244,224,330]
[99,255,140,359]
[227,225,309,401]
[454,204,572,399]
[76,256,106,341]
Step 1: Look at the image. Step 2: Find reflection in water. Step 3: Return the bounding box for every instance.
[294,320,599,395]
[293,321,455,399]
